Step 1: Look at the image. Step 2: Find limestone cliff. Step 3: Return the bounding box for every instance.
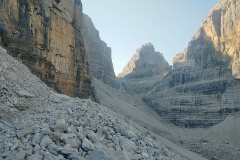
[143,0,240,128]
[118,43,170,80]
[174,0,240,75]
[0,0,96,100]
[82,14,119,88]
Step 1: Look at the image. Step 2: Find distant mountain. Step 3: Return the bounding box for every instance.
[118,43,170,80]
[143,0,240,128]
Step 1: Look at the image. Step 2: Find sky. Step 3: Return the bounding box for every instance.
[81,0,220,75]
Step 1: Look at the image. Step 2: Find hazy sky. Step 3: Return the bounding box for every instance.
[81,0,220,75]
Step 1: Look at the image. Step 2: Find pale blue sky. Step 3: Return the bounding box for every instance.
[82,0,220,75]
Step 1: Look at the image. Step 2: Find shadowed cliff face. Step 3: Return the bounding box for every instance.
[0,0,96,100]
[82,14,120,89]
[174,0,240,76]
[143,0,240,128]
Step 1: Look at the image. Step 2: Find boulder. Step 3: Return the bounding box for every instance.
[81,138,95,151]
[87,132,99,144]
[86,150,115,160]
[27,153,43,160]
[17,126,36,138]
[40,135,53,148]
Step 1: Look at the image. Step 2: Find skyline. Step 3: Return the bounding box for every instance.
[82,0,220,75]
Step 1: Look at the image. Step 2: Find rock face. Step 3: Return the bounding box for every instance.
[0,0,96,100]
[174,0,240,77]
[143,0,240,128]
[82,14,119,88]
[0,45,183,160]
[118,43,170,80]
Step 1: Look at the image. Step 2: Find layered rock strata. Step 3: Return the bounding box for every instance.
[143,0,240,128]
[0,0,96,100]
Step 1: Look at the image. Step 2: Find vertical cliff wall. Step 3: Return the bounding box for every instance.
[0,0,96,100]
[174,0,240,75]
[82,14,119,88]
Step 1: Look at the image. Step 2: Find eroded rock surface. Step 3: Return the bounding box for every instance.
[0,0,95,100]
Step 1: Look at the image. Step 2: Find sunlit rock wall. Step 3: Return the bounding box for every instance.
[0,0,96,100]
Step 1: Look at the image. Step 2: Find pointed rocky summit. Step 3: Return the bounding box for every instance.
[118,43,170,80]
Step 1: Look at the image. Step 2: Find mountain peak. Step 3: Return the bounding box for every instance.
[118,43,170,80]
[136,43,155,56]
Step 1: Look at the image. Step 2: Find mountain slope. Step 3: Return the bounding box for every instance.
[0,45,185,160]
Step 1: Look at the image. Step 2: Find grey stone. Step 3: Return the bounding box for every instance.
[119,138,138,151]
[32,133,44,144]
[40,135,53,148]
[22,138,28,143]
[48,131,63,143]
[10,143,18,151]
[68,153,85,160]
[50,124,68,133]
[141,152,149,159]
[81,138,95,151]
[15,148,27,160]
[71,120,79,126]
[61,144,78,155]
[43,154,59,160]
[47,144,59,156]
[86,150,114,160]
[51,92,70,103]
[64,138,81,148]
[17,126,36,138]
[87,132,99,144]
[2,151,11,158]
[16,89,35,98]
[34,144,41,152]
[26,147,33,156]
[5,153,16,160]
[27,153,43,160]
